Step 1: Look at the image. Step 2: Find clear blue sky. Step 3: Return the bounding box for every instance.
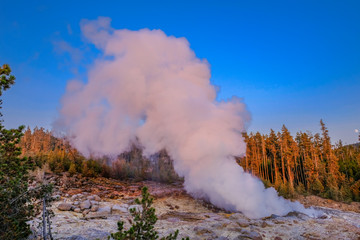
[1,0,359,144]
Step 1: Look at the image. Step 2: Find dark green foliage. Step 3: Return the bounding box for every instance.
[110,187,189,240]
[0,64,53,239]
[0,64,15,96]
[0,64,32,239]
[310,178,325,194]
[0,126,34,239]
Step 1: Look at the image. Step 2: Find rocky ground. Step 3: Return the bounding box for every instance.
[28,173,360,240]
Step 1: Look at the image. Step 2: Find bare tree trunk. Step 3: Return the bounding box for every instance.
[46,198,53,240]
[43,198,47,240]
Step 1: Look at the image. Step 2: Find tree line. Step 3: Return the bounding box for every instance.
[20,127,180,183]
[239,120,360,201]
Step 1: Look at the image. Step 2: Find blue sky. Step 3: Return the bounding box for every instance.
[0,0,359,144]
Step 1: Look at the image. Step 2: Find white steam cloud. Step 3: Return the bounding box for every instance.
[56,17,317,218]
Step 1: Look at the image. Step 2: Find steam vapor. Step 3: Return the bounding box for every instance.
[56,17,317,218]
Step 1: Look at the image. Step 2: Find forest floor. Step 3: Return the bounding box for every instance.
[28,173,360,240]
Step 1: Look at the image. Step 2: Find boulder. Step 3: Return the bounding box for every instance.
[193,226,217,239]
[236,230,263,240]
[74,208,81,213]
[237,219,250,228]
[66,235,89,240]
[112,204,128,214]
[80,200,91,210]
[57,203,73,211]
[83,209,91,215]
[91,205,99,212]
[98,206,112,214]
[85,211,110,219]
[93,195,101,201]
[87,195,95,200]
[128,205,142,212]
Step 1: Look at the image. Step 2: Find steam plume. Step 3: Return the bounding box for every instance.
[56,17,316,218]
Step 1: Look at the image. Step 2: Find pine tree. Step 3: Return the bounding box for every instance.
[110,187,189,240]
[320,120,341,199]
[0,64,34,239]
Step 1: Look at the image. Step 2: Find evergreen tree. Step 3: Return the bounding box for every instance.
[110,186,189,240]
[0,64,34,239]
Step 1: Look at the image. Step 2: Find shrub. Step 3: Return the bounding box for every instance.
[110,186,189,240]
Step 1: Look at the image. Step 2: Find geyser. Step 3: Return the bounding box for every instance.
[56,17,317,218]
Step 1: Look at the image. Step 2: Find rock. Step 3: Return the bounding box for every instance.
[128,205,143,212]
[66,235,89,240]
[91,205,99,212]
[74,201,79,206]
[98,206,112,214]
[93,195,101,201]
[90,200,99,205]
[165,217,180,223]
[261,221,270,228]
[74,208,81,213]
[112,204,128,214]
[87,195,95,200]
[236,230,263,240]
[83,209,91,215]
[228,213,243,220]
[274,237,282,240]
[193,226,217,239]
[212,222,228,229]
[86,228,110,239]
[237,219,250,228]
[57,203,73,211]
[85,211,110,219]
[80,200,91,210]
[71,195,78,201]
[67,229,109,239]
[215,237,229,240]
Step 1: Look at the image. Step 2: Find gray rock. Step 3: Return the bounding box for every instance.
[91,205,99,212]
[236,230,263,240]
[74,201,80,205]
[66,235,89,240]
[237,219,250,228]
[193,226,217,238]
[87,195,95,200]
[83,209,91,215]
[86,228,110,239]
[98,206,112,214]
[112,204,128,214]
[74,208,81,213]
[85,211,110,219]
[128,204,142,212]
[71,195,78,201]
[80,200,91,210]
[93,195,101,201]
[57,203,73,211]
[90,200,99,205]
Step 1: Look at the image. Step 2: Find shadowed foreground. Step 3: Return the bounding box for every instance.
[28,174,360,240]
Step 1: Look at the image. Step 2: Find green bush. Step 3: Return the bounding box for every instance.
[110,186,189,240]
